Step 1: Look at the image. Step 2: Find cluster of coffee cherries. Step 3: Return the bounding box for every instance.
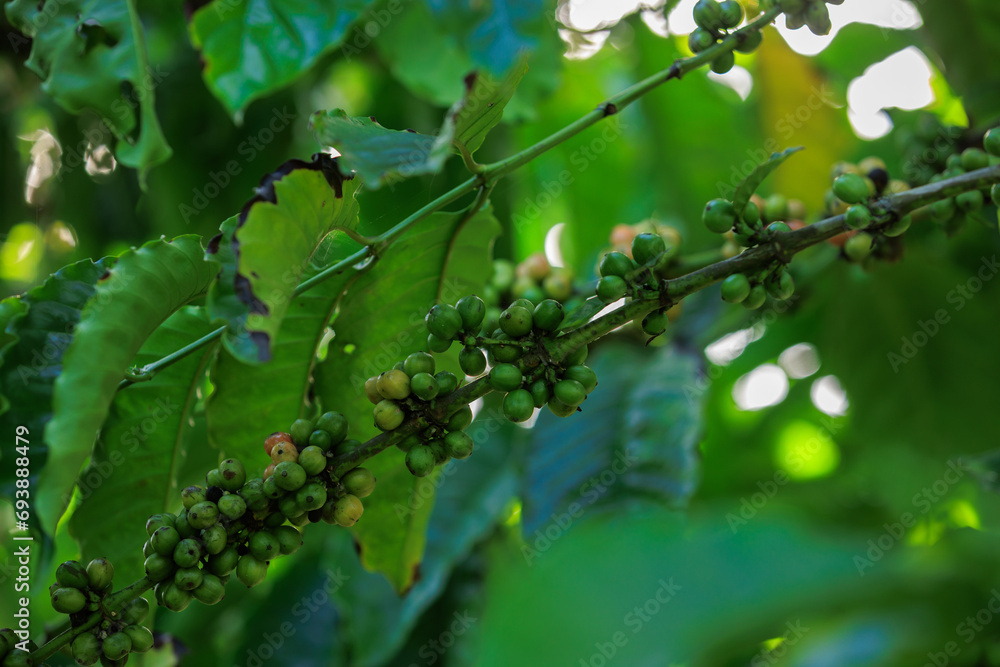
[594,230,680,335]
[0,629,33,666]
[702,193,799,250]
[483,253,576,328]
[687,0,759,73]
[925,127,1000,235]
[137,412,371,608]
[363,349,474,477]
[762,0,844,36]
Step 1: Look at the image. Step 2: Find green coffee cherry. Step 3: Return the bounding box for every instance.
[342,468,376,498]
[991,184,1000,207]
[273,461,307,491]
[121,597,150,625]
[845,204,872,230]
[743,284,767,310]
[174,567,203,591]
[845,232,874,262]
[308,429,332,451]
[426,304,463,340]
[427,333,452,353]
[766,221,791,236]
[554,379,587,407]
[200,524,228,554]
[102,632,131,661]
[804,2,831,35]
[930,197,957,223]
[174,510,195,539]
[207,547,240,576]
[181,485,207,509]
[187,501,219,530]
[315,411,348,444]
[960,148,989,171]
[377,369,411,400]
[144,554,175,582]
[711,51,735,75]
[289,418,315,447]
[597,275,627,303]
[249,531,281,561]
[333,495,364,527]
[435,371,460,395]
[273,525,303,556]
[373,399,405,431]
[442,431,475,459]
[832,173,869,204]
[564,365,598,394]
[459,347,487,376]
[456,295,486,332]
[296,482,327,511]
[490,364,523,392]
[56,560,89,590]
[499,305,533,337]
[278,495,304,519]
[217,494,247,521]
[71,632,101,666]
[406,446,436,477]
[529,380,551,408]
[693,0,724,31]
[742,201,761,226]
[718,0,743,27]
[767,271,795,300]
[296,446,326,476]
[565,344,588,366]
[403,351,435,377]
[191,574,226,606]
[173,539,202,568]
[86,558,114,592]
[125,624,155,653]
[688,27,716,53]
[703,199,737,234]
[490,336,523,364]
[51,586,86,614]
[205,468,224,488]
[956,190,984,212]
[631,233,666,267]
[599,251,635,278]
[883,214,912,238]
[262,476,283,499]
[236,555,268,588]
[428,439,449,465]
[547,397,577,418]
[397,433,421,453]
[446,405,474,431]
[503,389,535,423]
[533,300,565,332]
[735,29,763,53]
[641,311,669,336]
[270,441,298,464]
[216,458,245,492]
[410,372,441,400]
[720,274,751,303]
[151,526,181,556]
[984,127,1000,157]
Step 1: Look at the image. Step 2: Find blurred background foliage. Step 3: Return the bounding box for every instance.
[2,0,1000,665]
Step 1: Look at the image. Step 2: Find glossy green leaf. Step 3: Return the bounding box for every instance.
[188,0,373,119]
[330,407,523,666]
[0,296,26,355]
[206,233,366,463]
[4,0,172,183]
[0,259,112,513]
[67,306,219,586]
[206,158,361,363]
[451,60,528,155]
[520,341,702,536]
[919,0,1000,125]
[314,203,501,592]
[732,146,804,215]
[39,236,218,533]
[310,110,455,188]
